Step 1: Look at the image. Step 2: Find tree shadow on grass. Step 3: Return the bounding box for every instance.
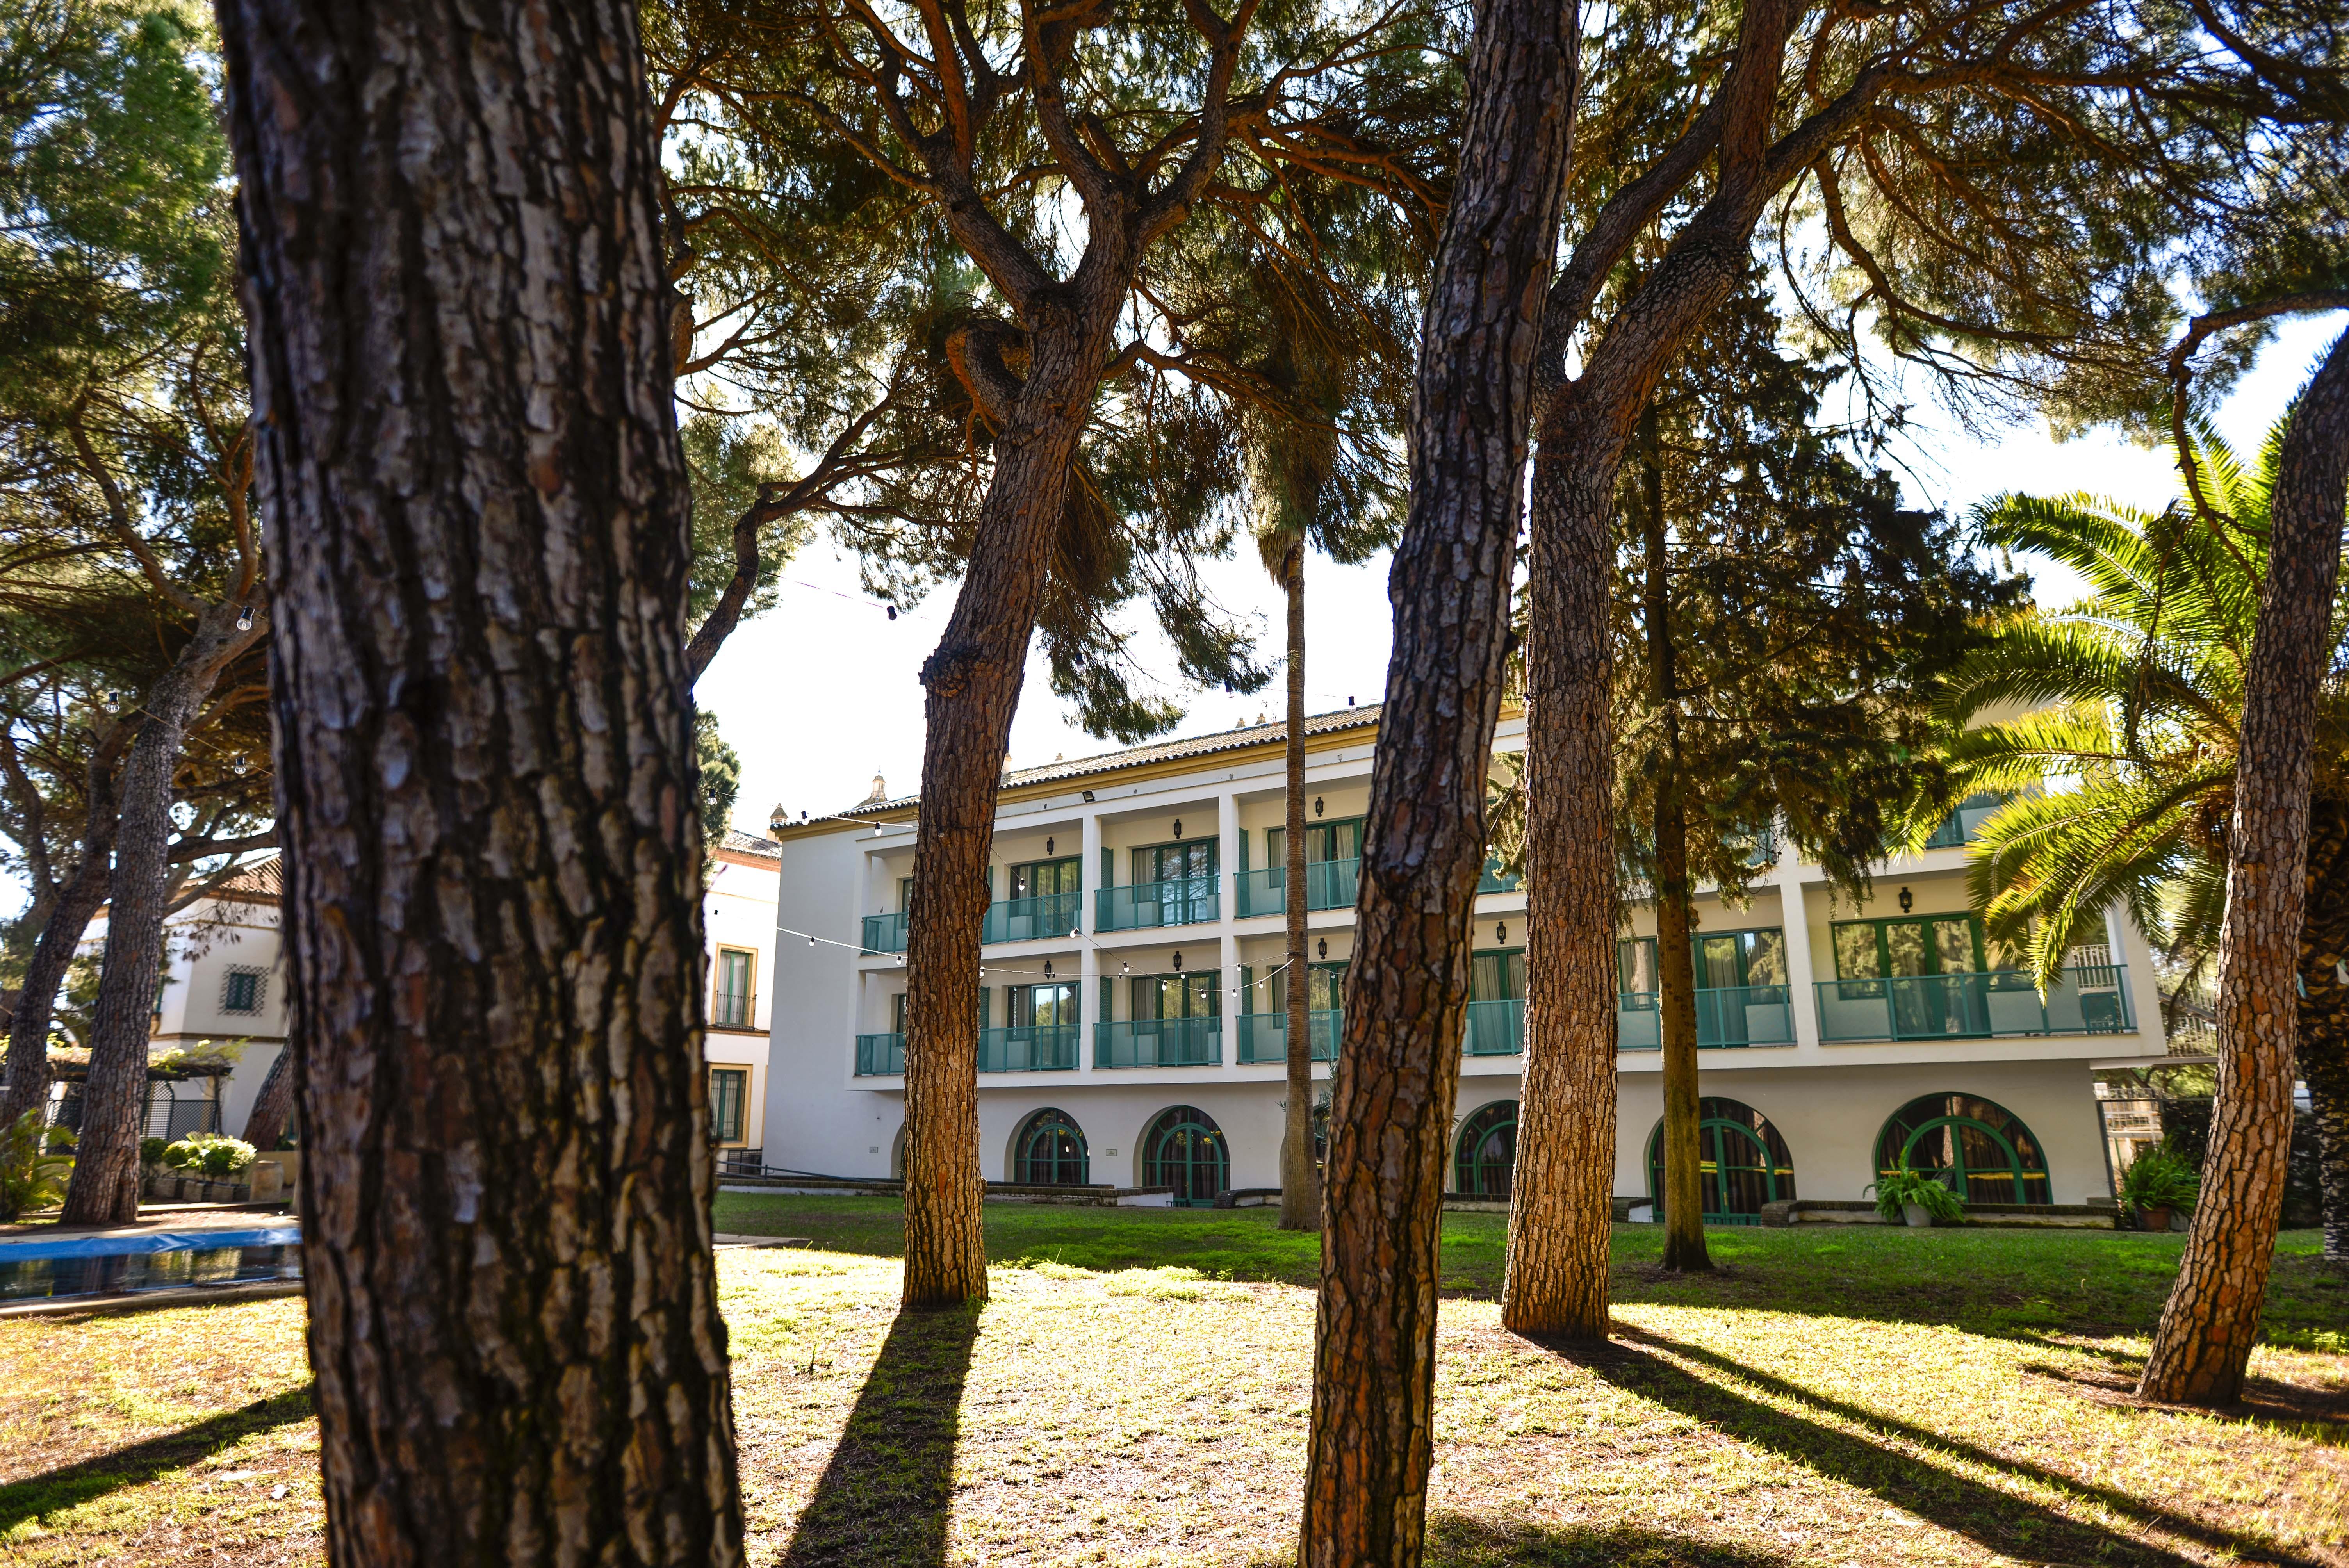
[0,1383,314,1534]
[779,1304,979,1568]
[1549,1328,2324,1567]
[1426,1514,1789,1567]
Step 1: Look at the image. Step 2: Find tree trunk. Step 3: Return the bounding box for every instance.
[0,740,123,1133]
[62,615,244,1225]
[1279,544,1319,1230]
[215,2,745,1560]
[902,330,1109,1309]
[1300,0,1576,1557]
[2140,326,2349,1405]
[1637,413,1709,1272]
[2296,797,2349,1261]
[1510,0,1796,1331]
[240,1046,294,1152]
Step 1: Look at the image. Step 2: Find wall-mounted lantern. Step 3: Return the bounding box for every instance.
[1317,937,1328,961]
[1173,951,1185,973]
[1898,886,1914,914]
[1497,921,1509,945]
[1314,796,1325,818]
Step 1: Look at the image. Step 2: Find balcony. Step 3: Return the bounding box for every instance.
[1093,1017,1222,1068]
[1234,859,1361,918]
[1235,1009,1341,1064]
[1095,877,1219,931]
[1616,985,1795,1050]
[978,1024,1080,1072]
[1814,966,2134,1043]
[712,990,757,1029]
[982,891,1082,944]
[1922,793,2008,850]
[1478,858,1522,894]
[1463,997,1525,1057]
[861,912,909,955]
[854,1032,905,1076]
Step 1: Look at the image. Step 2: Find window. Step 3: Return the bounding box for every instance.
[1267,817,1363,867]
[1142,1105,1228,1205]
[709,1068,747,1143]
[1877,1092,2052,1205]
[1007,857,1082,900]
[1454,1101,1518,1197]
[712,948,754,1027]
[221,968,267,1015]
[889,990,989,1031]
[1647,1098,1796,1225]
[1014,1107,1089,1185]
[1005,983,1078,1028]
[1131,971,1220,1019]
[1269,960,1348,1014]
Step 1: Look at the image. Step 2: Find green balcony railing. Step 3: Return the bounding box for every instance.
[1234,859,1360,918]
[861,911,909,955]
[1095,877,1218,931]
[978,1024,1080,1072]
[1477,858,1522,894]
[1235,1009,1341,1064]
[1463,997,1525,1057]
[1814,966,2133,1042]
[1093,1017,1221,1068]
[854,1032,905,1076]
[1922,793,2009,850]
[982,891,1082,944]
[1616,984,1795,1050]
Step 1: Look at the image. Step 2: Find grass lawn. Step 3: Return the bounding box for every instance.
[0,1202,2340,1566]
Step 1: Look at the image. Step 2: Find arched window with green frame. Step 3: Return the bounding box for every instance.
[1876,1092,2052,1205]
[1453,1101,1518,1197]
[1013,1107,1090,1186]
[1646,1098,1797,1225]
[1142,1105,1228,1206]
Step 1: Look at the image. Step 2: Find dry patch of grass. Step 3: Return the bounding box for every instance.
[4,1222,2344,1566]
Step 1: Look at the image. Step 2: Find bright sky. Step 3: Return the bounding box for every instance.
[699,316,2345,835]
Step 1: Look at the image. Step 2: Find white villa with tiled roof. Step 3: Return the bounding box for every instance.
[761,706,2174,1220]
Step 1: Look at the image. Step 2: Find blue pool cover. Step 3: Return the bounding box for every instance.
[0,1226,299,1262]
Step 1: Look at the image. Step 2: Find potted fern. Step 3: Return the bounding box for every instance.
[2117,1143,2199,1233]
[1865,1160,1966,1228]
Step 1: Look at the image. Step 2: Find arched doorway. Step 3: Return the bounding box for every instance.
[1877,1092,2052,1205]
[1453,1101,1518,1197]
[1012,1107,1090,1185]
[1647,1098,1796,1225]
[1142,1106,1229,1206]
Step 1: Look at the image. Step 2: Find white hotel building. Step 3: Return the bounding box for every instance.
[761,706,2167,1218]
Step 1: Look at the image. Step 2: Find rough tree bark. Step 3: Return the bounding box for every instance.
[1299,0,1576,1556]
[215,1,745,1560]
[0,729,124,1133]
[1278,542,1319,1231]
[1510,0,1795,1326]
[2297,800,2349,1261]
[2140,326,2349,1404]
[1637,416,1710,1271]
[61,602,256,1225]
[239,1046,294,1152]
[900,306,1127,1306]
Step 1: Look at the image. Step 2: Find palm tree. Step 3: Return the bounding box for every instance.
[1911,412,2349,1262]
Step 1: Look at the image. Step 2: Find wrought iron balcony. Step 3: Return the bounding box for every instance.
[854,1032,905,1076]
[1813,966,2133,1042]
[982,891,1082,944]
[1234,858,1361,918]
[1234,1009,1341,1064]
[1616,984,1795,1050]
[1093,1017,1221,1068]
[978,1024,1081,1072]
[1094,877,1219,931]
[860,912,909,955]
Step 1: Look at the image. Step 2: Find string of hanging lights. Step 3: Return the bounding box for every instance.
[776,923,1306,989]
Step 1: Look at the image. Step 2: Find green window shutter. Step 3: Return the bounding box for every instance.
[891,992,906,1033]
[1239,965,1253,1009]
[1238,830,1249,873]
[1101,846,1113,887]
[1267,826,1285,870]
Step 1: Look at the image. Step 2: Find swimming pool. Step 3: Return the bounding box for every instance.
[0,1226,301,1301]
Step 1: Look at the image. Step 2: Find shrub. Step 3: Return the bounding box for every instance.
[1864,1161,1966,1223]
[0,1111,74,1221]
[162,1132,257,1178]
[2117,1142,2199,1217]
[140,1137,168,1167]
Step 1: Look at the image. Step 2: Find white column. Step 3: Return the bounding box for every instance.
[1080,805,1104,1073]
[1217,788,1242,1074]
[1777,862,1822,1052]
